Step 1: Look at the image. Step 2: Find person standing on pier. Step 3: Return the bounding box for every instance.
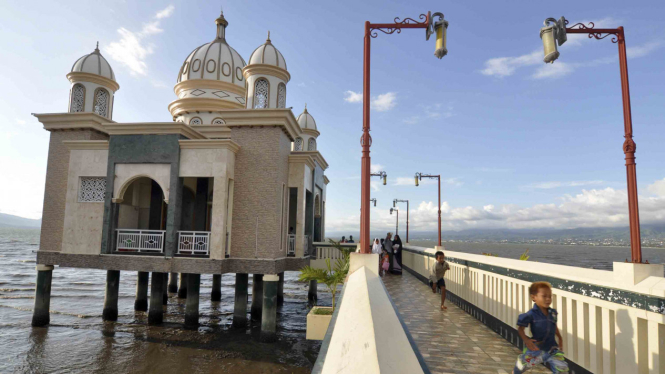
[429,251,450,310]
[383,233,394,273]
[513,281,568,374]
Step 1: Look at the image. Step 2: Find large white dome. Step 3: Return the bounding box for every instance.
[248,32,287,70]
[176,12,246,88]
[71,44,116,81]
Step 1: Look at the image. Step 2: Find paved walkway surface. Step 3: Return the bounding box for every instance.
[383,271,549,374]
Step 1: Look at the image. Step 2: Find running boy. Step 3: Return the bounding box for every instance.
[514,281,568,373]
[428,251,450,310]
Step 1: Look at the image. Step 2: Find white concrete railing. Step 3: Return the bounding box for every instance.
[176,231,210,255]
[288,234,296,256]
[402,245,665,374]
[310,243,358,270]
[116,229,165,253]
[312,254,428,374]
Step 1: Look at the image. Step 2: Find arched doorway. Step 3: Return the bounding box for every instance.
[115,177,166,253]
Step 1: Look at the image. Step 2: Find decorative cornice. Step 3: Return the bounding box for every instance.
[168,97,244,117]
[179,139,240,153]
[298,151,329,170]
[323,175,330,185]
[104,122,206,139]
[302,128,320,138]
[289,154,316,170]
[32,112,114,134]
[173,79,245,97]
[67,72,120,92]
[242,64,291,83]
[218,108,301,141]
[63,140,109,150]
[190,124,232,139]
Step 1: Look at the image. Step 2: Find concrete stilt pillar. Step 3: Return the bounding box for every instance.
[277,272,284,306]
[185,273,201,327]
[31,265,54,327]
[168,272,178,293]
[308,279,318,301]
[148,272,165,325]
[211,274,222,301]
[162,273,168,305]
[103,270,120,321]
[261,274,279,342]
[233,273,248,327]
[178,273,188,299]
[134,272,149,311]
[250,274,264,321]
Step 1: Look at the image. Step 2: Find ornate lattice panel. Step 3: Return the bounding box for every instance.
[277,84,286,108]
[254,79,269,109]
[308,138,316,151]
[94,89,109,117]
[212,118,225,125]
[294,137,303,151]
[70,85,85,112]
[78,177,106,202]
[190,117,202,125]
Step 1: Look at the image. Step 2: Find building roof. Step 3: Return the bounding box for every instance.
[248,32,287,70]
[71,43,116,81]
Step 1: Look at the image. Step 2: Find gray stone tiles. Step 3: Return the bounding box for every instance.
[383,271,549,374]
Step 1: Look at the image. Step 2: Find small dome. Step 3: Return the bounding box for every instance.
[297,106,317,131]
[177,11,247,88]
[71,43,116,81]
[248,32,287,70]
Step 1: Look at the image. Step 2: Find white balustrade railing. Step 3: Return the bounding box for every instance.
[288,234,296,256]
[116,229,165,253]
[401,246,665,374]
[177,231,210,255]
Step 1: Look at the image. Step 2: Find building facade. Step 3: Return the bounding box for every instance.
[31,11,329,339]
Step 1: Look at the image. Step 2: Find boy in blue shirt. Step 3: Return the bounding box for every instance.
[513,281,568,373]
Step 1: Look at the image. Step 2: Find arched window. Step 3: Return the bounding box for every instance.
[189,117,202,125]
[70,84,85,113]
[277,83,286,109]
[294,137,303,151]
[93,88,109,117]
[308,138,317,151]
[253,78,269,109]
[212,118,225,125]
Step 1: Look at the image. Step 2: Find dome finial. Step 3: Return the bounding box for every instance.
[267,30,271,42]
[95,41,99,52]
[304,103,308,112]
[215,9,229,40]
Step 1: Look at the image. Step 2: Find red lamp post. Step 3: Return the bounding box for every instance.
[540,17,643,263]
[393,199,409,243]
[360,12,448,254]
[415,173,442,247]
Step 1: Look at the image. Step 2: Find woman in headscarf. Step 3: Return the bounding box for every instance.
[371,238,382,274]
[393,235,403,274]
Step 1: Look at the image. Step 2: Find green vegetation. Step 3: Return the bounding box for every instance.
[482,252,498,257]
[313,307,333,315]
[519,249,530,261]
[299,239,351,312]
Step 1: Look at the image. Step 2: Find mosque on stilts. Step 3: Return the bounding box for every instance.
[31,11,329,340]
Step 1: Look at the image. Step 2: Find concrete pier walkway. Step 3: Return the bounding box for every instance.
[383,271,549,374]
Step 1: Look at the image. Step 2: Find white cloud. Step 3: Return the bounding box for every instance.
[155,5,175,19]
[343,91,397,112]
[627,41,663,58]
[370,164,383,173]
[343,91,362,103]
[531,61,574,79]
[328,179,665,233]
[371,92,396,112]
[481,50,541,78]
[106,5,175,76]
[404,103,454,124]
[16,119,26,125]
[393,176,462,187]
[521,180,605,189]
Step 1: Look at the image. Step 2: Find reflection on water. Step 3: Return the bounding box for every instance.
[0,228,322,373]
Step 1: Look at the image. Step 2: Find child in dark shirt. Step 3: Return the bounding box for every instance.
[513,281,568,373]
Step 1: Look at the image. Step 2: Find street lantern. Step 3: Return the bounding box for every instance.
[415,172,421,187]
[540,17,567,63]
[371,171,387,186]
[427,12,448,59]
[370,198,377,207]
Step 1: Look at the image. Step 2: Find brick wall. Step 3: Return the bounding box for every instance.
[230,127,291,259]
[39,130,108,252]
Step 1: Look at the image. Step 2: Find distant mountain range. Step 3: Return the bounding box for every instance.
[329,224,665,242]
[0,213,41,229]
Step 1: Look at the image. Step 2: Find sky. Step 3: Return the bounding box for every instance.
[1,0,665,235]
